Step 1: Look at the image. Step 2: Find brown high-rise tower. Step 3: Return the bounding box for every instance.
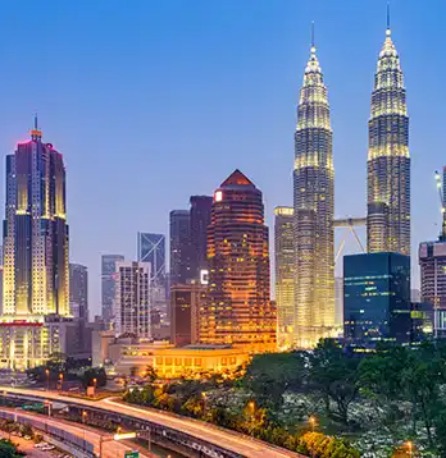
[201,170,276,352]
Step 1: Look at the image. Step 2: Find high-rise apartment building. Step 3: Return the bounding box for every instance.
[170,282,205,347]
[274,206,295,349]
[169,210,192,285]
[69,263,88,321]
[0,120,70,369]
[201,170,276,352]
[367,22,410,255]
[115,261,151,339]
[293,36,335,348]
[190,196,212,279]
[344,252,411,346]
[101,254,124,326]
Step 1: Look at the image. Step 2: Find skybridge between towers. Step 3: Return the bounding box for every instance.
[333,217,367,264]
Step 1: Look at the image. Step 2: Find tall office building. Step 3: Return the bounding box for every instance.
[101,254,124,326]
[274,206,295,349]
[69,263,88,321]
[0,120,70,369]
[137,232,167,330]
[170,282,205,347]
[293,34,334,348]
[344,252,411,345]
[169,210,192,285]
[190,196,212,279]
[115,261,151,339]
[3,120,69,318]
[367,20,410,255]
[201,170,276,352]
[137,233,166,283]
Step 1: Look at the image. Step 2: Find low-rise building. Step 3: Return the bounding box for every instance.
[94,333,249,379]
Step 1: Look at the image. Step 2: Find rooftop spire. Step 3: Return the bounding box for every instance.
[31,113,42,140]
[311,21,315,50]
[386,2,391,36]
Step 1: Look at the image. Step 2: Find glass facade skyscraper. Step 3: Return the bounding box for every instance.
[189,195,212,280]
[69,263,88,321]
[169,210,192,285]
[201,170,276,352]
[293,37,335,348]
[137,233,166,286]
[367,24,410,255]
[344,252,411,345]
[101,254,124,326]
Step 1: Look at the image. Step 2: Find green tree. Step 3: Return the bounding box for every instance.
[0,439,24,457]
[309,339,360,424]
[243,352,305,408]
[81,367,107,388]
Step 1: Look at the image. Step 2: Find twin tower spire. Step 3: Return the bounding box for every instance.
[293,11,410,349]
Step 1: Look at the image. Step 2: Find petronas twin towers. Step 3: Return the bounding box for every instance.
[293,21,410,348]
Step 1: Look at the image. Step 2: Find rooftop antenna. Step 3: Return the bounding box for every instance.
[311,21,315,50]
[386,2,391,35]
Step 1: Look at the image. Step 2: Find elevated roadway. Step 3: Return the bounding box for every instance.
[0,387,305,458]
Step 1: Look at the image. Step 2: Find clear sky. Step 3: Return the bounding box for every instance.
[0,0,444,316]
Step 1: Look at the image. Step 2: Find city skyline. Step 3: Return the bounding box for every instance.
[0,1,444,314]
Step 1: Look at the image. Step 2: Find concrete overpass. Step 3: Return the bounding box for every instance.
[0,387,305,458]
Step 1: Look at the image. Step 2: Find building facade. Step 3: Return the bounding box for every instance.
[201,170,276,352]
[367,24,410,255]
[344,252,411,345]
[3,120,69,318]
[69,263,88,321]
[169,210,192,285]
[0,121,71,369]
[170,282,205,347]
[419,240,446,337]
[293,37,335,348]
[137,232,168,325]
[115,261,151,339]
[101,254,124,326]
[190,195,213,280]
[274,206,295,349]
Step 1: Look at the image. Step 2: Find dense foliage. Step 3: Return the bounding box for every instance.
[123,339,446,457]
[0,439,24,457]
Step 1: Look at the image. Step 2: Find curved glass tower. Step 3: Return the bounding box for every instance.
[293,38,334,348]
[367,24,410,255]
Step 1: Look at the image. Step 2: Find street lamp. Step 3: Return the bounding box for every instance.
[92,377,97,392]
[45,369,50,390]
[406,441,413,458]
[59,373,64,391]
[98,431,137,457]
[81,410,87,424]
[309,416,317,432]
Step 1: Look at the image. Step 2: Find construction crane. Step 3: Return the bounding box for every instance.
[435,169,446,239]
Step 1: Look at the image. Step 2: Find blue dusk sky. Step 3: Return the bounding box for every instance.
[0,0,444,315]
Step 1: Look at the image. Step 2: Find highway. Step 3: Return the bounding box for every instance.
[0,387,305,458]
[0,406,153,458]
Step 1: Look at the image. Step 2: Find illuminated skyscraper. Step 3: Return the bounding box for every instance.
[0,119,70,369]
[3,119,69,318]
[293,33,335,348]
[274,206,295,349]
[367,18,410,255]
[201,170,276,352]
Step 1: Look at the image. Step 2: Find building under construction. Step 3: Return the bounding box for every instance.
[419,167,446,337]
